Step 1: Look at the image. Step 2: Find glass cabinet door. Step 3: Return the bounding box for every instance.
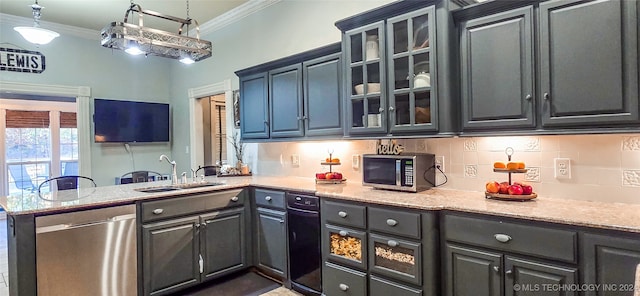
[386,7,437,133]
[346,21,387,134]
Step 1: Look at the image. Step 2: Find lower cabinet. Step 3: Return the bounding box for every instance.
[370,275,422,296]
[582,233,640,296]
[445,243,578,296]
[201,208,246,280]
[256,207,287,277]
[323,262,367,295]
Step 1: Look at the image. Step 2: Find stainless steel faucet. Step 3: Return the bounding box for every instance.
[159,154,178,185]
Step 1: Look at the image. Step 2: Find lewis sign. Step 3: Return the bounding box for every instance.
[0,47,46,73]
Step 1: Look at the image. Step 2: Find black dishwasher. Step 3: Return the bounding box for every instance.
[286,193,321,295]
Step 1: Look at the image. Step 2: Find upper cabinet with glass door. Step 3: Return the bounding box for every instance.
[387,7,437,134]
[339,3,440,137]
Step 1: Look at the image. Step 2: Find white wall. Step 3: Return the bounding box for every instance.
[0,20,174,185]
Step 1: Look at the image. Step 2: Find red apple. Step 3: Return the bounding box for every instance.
[508,184,524,195]
[521,184,533,195]
[316,173,326,179]
[499,182,510,194]
[333,172,343,180]
[485,181,500,193]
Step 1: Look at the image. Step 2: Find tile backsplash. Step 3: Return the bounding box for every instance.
[246,134,640,204]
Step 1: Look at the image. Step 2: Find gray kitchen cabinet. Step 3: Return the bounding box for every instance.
[256,207,288,277]
[539,0,639,128]
[342,5,440,136]
[201,208,246,280]
[303,52,343,137]
[370,275,422,296]
[323,262,368,296]
[142,216,201,296]
[504,256,577,296]
[460,6,535,131]
[239,72,269,139]
[269,64,304,138]
[445,243,502,296]
[139,189,249,296]
[582,232,640,296]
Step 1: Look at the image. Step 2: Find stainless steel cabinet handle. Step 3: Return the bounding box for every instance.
[231,196,239,202]
[386,219,398,226]
[387,240,398,247]
[152,209,164,215]
[543,92,550,100]
[493,265,500,273]
[338,211,348,218]
[505,269,513,275]
[279,219,284,224]
[339,230,348,236]
[339,284,349,291]
[265,196,272,201]
[389,106,395,111]
[494,234,512,243]
[525,94,532,101]
[199,254,204,274]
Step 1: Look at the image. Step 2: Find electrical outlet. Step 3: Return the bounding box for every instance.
[291,154,300,167]
[435,156,445,172]
[554,158,572,179]
[352,154,360,169]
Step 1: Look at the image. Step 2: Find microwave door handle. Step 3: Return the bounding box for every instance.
[396,159,401,186]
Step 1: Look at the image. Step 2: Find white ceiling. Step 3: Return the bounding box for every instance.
[0,0,249,33]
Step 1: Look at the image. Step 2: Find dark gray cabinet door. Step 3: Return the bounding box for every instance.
[504,256,577,296]
[445,243,502,296]
[370,275,422,296]
[303,53,343,136]
[269,64,304,138]
[582,233,640,296]
[142,216,200,296]
[256,207,287,277]
[460,6,535,130]
[539,0,639,127]
[239,72,269,139]
[200,208,246,280]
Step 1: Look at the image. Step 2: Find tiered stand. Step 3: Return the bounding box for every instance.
[485,147,537,201]
[316,152,347,184]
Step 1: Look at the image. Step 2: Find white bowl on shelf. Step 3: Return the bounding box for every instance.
[354,83,381,95]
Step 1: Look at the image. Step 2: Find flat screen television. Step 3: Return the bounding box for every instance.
[94,98,170,143]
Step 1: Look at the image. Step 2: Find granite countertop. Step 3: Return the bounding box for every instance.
[2,175,640,234]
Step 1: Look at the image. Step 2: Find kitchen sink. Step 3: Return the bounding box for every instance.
[134,182,225,193]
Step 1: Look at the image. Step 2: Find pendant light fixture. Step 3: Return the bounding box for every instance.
[101,0,212,63]
[13,0,60,45]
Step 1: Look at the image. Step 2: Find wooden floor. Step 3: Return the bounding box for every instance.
[0,218,299,296]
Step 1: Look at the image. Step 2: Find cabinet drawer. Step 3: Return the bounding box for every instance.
[323,224,367,270]
[254,188,285,209]
[322,199,366,229]
[370,275,422,296]
[369,233,422,286]
[368,206,421,239]
[443,214,577,263]
[322,262,367,296]
[140,189,244,223]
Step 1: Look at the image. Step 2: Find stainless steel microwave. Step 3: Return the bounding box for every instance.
[362,153,435,192]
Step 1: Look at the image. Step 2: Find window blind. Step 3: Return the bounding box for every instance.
[5,110,50,128]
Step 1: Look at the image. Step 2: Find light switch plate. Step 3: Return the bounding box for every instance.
[292,154,300,167]
[554,158,571,179]
[352,154,360,170]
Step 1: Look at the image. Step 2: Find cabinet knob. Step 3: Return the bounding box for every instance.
[493,265,500,273]
[387,240,398,247]
[195,223,201,228]
[152,209,164,215]
[386,219,398,226]
[338,211,348,218]
[339,283,349,291]
[265,196,272,201]
[339,230,348,236]
[525,94,532,101]
[297,116,302,120]
[389,106,395,111]
[505,269,513,275]
[264,120,269,125]
[279,219,285,224]
[543,92,550,100]
[379,107,384,113]
[231,196,239,202]
[494,233,512,243]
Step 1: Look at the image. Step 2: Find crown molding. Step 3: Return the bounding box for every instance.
[0,81,91,97]
[0,13,99,41]
[198,0,282,36]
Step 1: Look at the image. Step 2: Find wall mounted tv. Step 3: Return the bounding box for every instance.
[94,98,170,143]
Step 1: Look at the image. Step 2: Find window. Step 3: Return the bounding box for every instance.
[1,99,77,197]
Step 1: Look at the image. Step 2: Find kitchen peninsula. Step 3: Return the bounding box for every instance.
[2,175,639,295]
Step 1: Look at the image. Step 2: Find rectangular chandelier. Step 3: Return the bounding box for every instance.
[100,3,212,63]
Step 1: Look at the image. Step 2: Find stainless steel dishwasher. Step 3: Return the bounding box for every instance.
[35,204,137,296]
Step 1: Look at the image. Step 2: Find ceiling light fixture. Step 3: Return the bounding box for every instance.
[13,0,60,45]
[100,1,212,63]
